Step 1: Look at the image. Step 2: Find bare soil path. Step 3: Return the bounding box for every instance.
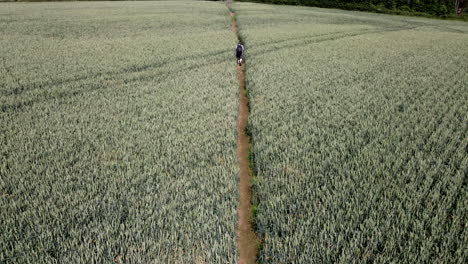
[231,14,237,32]
[232,16,258,264]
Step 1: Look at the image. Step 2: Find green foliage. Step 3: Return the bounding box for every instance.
[0,1,239,263]
[234,3,468,263]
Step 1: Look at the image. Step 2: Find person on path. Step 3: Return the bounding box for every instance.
[235,42,245,66]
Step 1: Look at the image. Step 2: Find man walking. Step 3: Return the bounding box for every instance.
[235,42,245,66]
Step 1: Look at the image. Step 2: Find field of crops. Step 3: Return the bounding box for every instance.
[234,3,468,263]
[2,0,467,263]
[0,1,240,263]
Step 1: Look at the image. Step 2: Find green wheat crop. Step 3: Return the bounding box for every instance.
[234,3,468,263]
[0,1,239,263]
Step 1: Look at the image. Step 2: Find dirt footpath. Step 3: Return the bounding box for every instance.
[232,16,258,264]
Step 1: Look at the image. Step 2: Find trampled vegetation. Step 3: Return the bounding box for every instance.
[1,1,239,263]
[234,3,468,263]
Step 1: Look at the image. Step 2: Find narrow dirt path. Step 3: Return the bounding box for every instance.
[231,16,258,264]
[231,12,237,32]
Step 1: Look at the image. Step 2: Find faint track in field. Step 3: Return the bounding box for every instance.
[253,20,467,56]
[249,25,418,57]
[0,48,231,97]
[0,54,228,114]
